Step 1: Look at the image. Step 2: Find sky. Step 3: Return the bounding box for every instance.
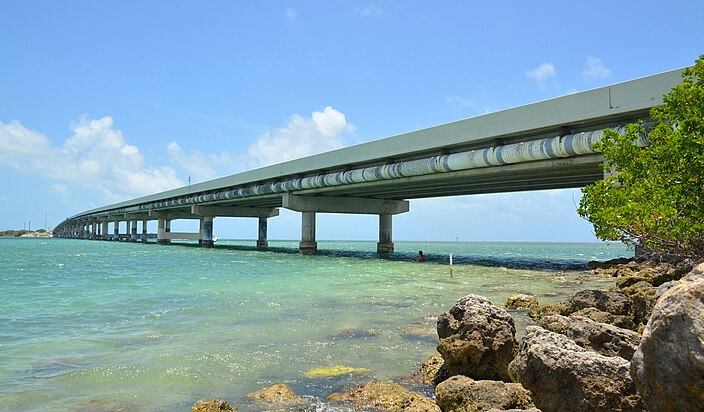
[1,1,702,242]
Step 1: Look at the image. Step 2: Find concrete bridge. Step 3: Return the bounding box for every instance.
[53,68,684,253]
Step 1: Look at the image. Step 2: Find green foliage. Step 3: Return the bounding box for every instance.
[0,230,33,237]
[579,55,704,256]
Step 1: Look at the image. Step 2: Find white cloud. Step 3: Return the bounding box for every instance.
[526,62,556,86]
[446,95,477,109]
[0,116,183,202]
[359,6,383,17]
[581,57,611,81]
[248,106,355,167]
[167,140,244,182]
[286,7,298,23]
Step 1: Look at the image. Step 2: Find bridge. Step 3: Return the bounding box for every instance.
[53,68,684,253]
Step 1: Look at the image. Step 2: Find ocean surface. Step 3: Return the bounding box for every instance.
[0,238,632,411]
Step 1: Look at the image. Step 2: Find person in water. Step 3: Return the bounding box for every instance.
[417,251,426,262]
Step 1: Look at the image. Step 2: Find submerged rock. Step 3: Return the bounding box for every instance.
[537,314,641,360]
[508,326,643,412]
[328,328,383,339]
[435,375,534,412]
[401,324,438,340]
[303,365,368,378]
[437,295,518,381]
[630,264,704,412]
[327,381,440,412]
[505,294,539,310]
[191,399,237,412]
[247,383,305,404]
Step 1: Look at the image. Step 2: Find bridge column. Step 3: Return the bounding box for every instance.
[282,194,409,255]
[200,216,214,248]
[102,221,109,240]
[130,220,137,242]
[90,222,97,240]
[113,220,120,241]
[157,219,171,244]
[125,220,131,241]
[300,212,317,254]
[142,220,148,242]
[257,217,268,249]
[377,214,394,253]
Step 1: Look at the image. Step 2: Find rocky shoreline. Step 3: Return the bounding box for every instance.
[192,255,704,412]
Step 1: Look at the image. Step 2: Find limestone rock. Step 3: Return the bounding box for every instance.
[485,409,541,412]
[537,314,641,360]
[569,307,635,330]
[435,375,534,412]
[437,295,518,381]
[505,294,539,310]
[411,352,450,385]
[247,383,305,404]
[564,289,634,319]
[526,303,565,321]
[191,399,237,412]
[630,265,704,412]
[327,381,440,412]
[508,326,643,412]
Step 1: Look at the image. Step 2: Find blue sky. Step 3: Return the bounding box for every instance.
[1,1,702,242]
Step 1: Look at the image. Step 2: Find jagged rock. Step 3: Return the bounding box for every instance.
[615,267,681,288]
[247,383,305,404]
[505,294,539,310]
[569,307,635,330]
[537,314,641,360]
[564,289,634,320]
[327,381,440,412]
[630,264,704,412]
[508,326,643,412]
[437,295,518,381]
[435,375,534,412]
[191,399,237,412]
[586,257,631,270]
[526,303,565,321]
[411,352,450,385]
[619,281,657,327]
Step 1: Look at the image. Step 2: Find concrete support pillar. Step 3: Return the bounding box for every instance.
[91,222,97,240]
[300,212,317,254]
[257,217,268,249]
[157,219,170,244]
[113,221,120,241]
[141,220,148,242]
[130,220,137,242]
[377,214,394,253]
[200,216,214,248]
[125,220,131,241]
[102,221,109,240]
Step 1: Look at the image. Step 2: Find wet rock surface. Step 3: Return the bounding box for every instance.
[437,295,518,381]
[411,351,450,385]
[191,399,238,412]
[630,264,704,412]
[247,383,306,404]
[327,381,440,412]
[508,326,643,412]
[435,375,534,412]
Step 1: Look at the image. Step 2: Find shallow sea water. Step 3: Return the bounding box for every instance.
[0,238,631,411]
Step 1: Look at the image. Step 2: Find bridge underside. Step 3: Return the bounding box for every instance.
[178,154,604,210]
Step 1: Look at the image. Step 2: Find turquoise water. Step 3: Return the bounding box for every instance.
[0,238,631,411]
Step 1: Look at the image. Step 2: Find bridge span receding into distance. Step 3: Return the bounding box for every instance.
[54,68,685,253]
